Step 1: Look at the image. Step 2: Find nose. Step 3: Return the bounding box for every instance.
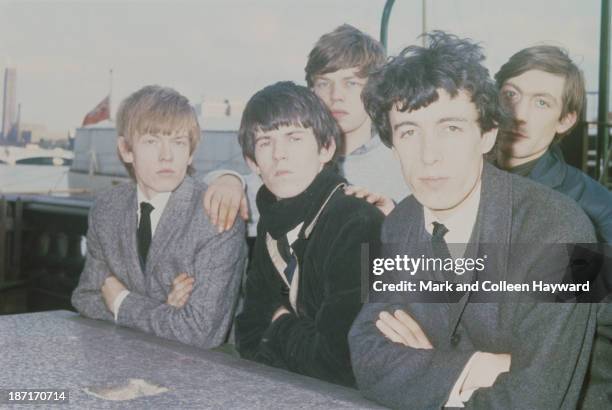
[513,98,529,123]
[272,139,288,161]
[420,132,442,165]
[159,140,173,161]
[330,82,345,102]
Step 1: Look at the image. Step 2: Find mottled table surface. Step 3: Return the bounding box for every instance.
[0,310,382,409]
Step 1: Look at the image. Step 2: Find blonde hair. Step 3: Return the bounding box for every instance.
[116,85,200,176]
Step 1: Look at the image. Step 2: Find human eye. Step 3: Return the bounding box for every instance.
[346,79,364,88]
[314,79,329,90]
[535,98,550,108]
[142,136,158,145]
[502,89,518,102]
[256,138,270,148]
[288,133,303,142]
[447,125,463,133]
[399,128,415,139]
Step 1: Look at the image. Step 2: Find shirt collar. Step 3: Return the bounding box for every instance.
[136,186,172,214]
[342,133,383,157]
[423,179,481,245]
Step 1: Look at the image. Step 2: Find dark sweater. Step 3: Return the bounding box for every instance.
[511,145,612,244]
[235,168,384,387]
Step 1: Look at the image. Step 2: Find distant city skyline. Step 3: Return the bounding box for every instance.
[2,67,17,140]
[0,0,605,136]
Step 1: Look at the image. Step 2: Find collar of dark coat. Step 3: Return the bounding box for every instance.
[529,144,568,189]
[256,167,348,240]
[123,175,196,284]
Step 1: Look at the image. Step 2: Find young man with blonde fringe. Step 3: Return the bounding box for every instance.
[72,85,246,349]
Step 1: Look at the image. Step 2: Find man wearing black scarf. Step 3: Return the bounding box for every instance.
[234,82,385,387]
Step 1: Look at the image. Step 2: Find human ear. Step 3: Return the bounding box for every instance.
[480,127,499,155]
[246,156,260,175]
[117,136,134,163]
[556,111,577,135]
[318,138,337,164]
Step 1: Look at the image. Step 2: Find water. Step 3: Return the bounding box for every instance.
[0,164,71,195]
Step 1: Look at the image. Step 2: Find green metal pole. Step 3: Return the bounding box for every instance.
[380,0,396,52]
[597,0,611,184]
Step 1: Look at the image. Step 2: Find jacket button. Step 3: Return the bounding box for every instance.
[451,333,461,346]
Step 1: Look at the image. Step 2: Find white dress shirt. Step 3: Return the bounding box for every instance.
[112,187,172,321]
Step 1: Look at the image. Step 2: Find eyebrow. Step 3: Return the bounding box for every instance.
[437,117,469,124]
[393,118,469,130]
[393,121,419,130]
[504,82,558,101]
[315,74,362,81]
[285,129,306,136]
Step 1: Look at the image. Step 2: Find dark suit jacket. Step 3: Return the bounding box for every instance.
[349,163,599,409]
[72,175,247,349]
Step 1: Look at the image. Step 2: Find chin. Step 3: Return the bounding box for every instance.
[269,184,306,199]
[154,180,182,193]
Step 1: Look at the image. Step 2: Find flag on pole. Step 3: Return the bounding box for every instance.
[82,95,110,126]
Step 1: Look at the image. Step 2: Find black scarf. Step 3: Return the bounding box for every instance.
[256,167,346,240]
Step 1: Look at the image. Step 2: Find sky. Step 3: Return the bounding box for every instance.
[0,0,604,137]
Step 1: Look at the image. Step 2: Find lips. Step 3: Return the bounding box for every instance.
[274,170,292,177]
[419,176,448,189]
[505,130,528,140]
[157,169,175,175]
[331,110,348,119]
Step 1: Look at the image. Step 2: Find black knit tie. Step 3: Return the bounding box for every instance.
[138,202,154,267]
[431,221,451,260]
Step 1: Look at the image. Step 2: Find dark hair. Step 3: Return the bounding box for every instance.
[363,31,508,147]
[495,45,585,138]
[238,81,342,163]
[305,24,385,87]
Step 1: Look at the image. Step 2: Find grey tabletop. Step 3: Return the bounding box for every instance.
[0,310,383,409]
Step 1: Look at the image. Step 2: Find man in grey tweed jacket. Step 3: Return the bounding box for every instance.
[72,85,246,349]
[348,33,601,409]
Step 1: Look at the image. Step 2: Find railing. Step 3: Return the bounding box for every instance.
[583,121,612,188]
[0,194,91,313]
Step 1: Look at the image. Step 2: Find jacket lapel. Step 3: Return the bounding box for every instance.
[121,184,147,291]
[145,176,194,274]
[447,163,512,336]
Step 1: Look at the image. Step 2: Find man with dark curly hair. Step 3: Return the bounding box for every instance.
[348,32,598,408]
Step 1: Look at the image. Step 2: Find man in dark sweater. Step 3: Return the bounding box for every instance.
[234,81,384,386]
[494,48,612,408]
[494,45,612,244]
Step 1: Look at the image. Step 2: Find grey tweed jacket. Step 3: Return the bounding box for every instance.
[349,163,599,409]
[72,175,247,349]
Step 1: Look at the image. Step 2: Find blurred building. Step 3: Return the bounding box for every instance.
[2,67,17,143]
